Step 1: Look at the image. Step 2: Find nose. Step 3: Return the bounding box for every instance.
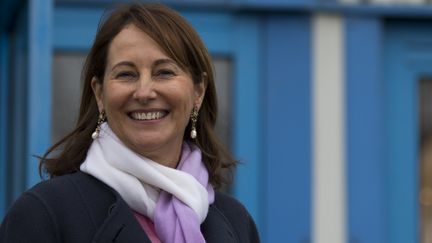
[132,75,157,104]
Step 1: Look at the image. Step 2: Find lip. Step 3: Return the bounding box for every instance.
[127,109,169,122]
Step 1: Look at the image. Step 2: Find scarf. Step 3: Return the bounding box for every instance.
[80,123,215,243]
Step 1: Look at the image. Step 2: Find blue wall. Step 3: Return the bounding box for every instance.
[383,20,432,243]
[264,14,311,243]
[0,31,9,219]
[0,0,52,216]
[8,2,28,207]
[2,1,432,243]
[27,0,53,188]
[345,16,386,243]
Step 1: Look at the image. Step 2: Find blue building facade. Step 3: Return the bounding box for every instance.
[1,0,431,242]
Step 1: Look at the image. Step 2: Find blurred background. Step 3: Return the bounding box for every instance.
[1,0,432,242]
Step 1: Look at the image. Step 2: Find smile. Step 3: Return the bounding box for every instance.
[129,111,167,121]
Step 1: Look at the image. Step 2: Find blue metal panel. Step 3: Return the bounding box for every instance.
[231,15,263,236]
[54,8,235,54]
[233,0,314,7]
[27,0,53,188]
[383,21,432,243]
[0,32,8,218]
[264,15,311,243]
[52,0,432,17]
[9,3,28,204]
[333,5,432,18]
[385,47,417,243]
[53,7,103,51]
[51,0,432,19]
[345,17,386,243]
[56,0,224,6]
[182,12,234,55]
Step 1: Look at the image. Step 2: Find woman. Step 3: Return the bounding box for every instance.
[0,3,259,243]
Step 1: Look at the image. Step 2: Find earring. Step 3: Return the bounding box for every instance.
[92,111,106,140]
[190,106,198,139]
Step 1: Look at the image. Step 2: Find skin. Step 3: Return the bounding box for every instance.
[92,24,206,168]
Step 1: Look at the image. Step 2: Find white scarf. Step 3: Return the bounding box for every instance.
[80,123,210,222]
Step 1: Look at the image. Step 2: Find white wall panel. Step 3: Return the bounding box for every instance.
[312,13,346,243]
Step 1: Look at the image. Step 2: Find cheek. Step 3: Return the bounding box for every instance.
[166,83,195,110]
[101,84,127,113]
[180,92,196,115]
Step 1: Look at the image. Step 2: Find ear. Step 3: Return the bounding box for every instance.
[91,77,104,112]
[193,74,207,109]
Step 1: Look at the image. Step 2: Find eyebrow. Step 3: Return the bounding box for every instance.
[111,59,178,71]
[152,58,178,68]
[111,61,136,71]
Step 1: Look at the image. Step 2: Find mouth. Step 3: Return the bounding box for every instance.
[128,110,168,121]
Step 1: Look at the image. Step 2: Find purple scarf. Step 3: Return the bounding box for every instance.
[154,143,215,243]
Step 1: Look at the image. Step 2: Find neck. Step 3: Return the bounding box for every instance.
[127,142,183,169]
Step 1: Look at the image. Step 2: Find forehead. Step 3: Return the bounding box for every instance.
[107,24,169,63]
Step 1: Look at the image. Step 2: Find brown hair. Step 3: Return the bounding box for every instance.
[40,3,236,188]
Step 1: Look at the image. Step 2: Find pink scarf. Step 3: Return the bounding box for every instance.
[155,142,215,243]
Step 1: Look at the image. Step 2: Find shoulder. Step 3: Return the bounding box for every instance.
[212,191,249,217]
[3,172,97,215]
[0,172,117,242]
[210,192,260,242]
[29,171,109,197]
[21,172,116,208]
[24,172,116,220]
[0,174,85,242]
[0,186,61,242]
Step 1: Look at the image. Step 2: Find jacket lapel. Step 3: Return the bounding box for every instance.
[94,204,239,243]
[201,205,239,243]
[81,172,238,243]
[91,199,152,243]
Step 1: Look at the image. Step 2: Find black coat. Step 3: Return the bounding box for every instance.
[0,172,259,243]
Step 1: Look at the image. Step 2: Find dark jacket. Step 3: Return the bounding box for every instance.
[0,172,259,243]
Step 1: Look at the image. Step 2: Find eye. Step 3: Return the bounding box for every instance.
[154,69,176,78]
[115,71,138,80]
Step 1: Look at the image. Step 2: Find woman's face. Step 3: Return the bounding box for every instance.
[92,24,205,167]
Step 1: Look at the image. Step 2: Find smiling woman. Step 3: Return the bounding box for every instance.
[91,24,205,168]
[0,3,259,243]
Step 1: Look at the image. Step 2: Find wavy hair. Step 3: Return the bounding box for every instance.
[40,3,236,188]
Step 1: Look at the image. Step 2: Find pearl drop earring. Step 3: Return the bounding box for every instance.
[190,106,198,139]
[92,111,106,139]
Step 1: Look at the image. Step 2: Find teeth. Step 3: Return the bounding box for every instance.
[131,111,165,120]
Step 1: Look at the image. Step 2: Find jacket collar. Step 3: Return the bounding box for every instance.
[202,204,239,243]
[90,190,238,243]
[92,197,151,243]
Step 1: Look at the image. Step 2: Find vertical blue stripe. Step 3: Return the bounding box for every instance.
[9,4,28,203]
[264,15,311,243]
[0,32,8,218]
[384,22,421,243]
[27,0,52,187]
[232,15,263,237]
[345,17,386,243]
